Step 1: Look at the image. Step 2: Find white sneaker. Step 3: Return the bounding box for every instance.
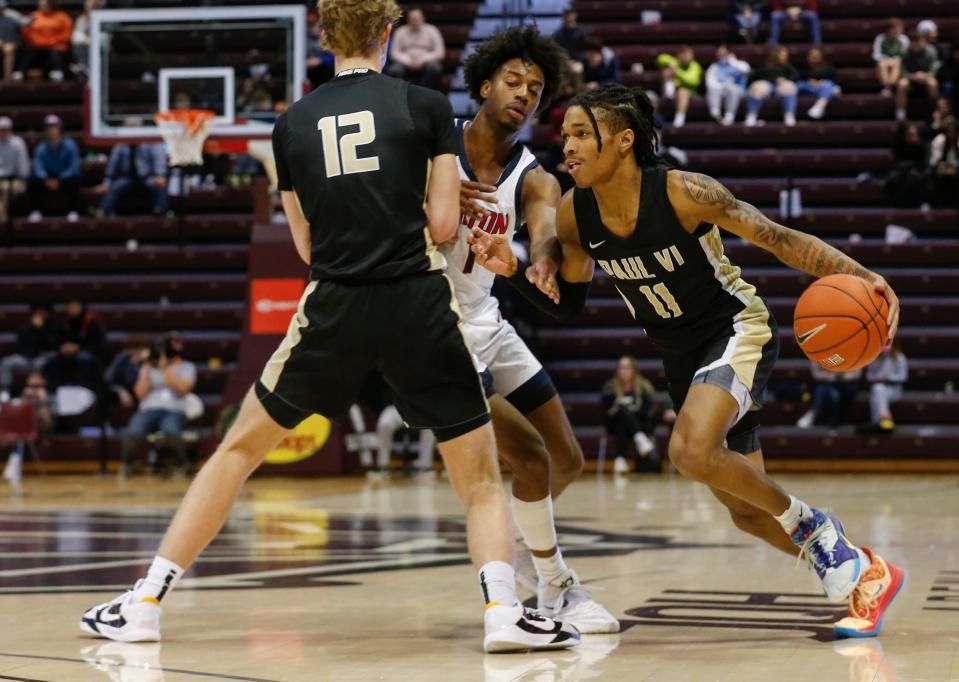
[539,571,620,634]
[28,210,42,223]
[722,112,735,126]
[796,409,815,429]
[483,602,580,653]
[633,432,654,457]
[744,112,758,127]
[612,456,630,474]
[2,452,22,486]
[784,112,797,127]
[672,111,686,127]
[12,71,23,81]
[807,101,826,119]
[80,582,161,642]
[50,70,64,82]
[67,211,79,222]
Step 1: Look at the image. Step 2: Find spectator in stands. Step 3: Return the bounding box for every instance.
[732,0,765,45]
[936,42,959,98]
[0,116,29,224]
[58,298,106,362]
[11,0,72,82]
[745,46,799,127]
[553,7,587,62]
[0,303,58,392]
[18,370,54,433]
[96,142,168,217]
[706,45,750,125]
[865,343,908,433]
[0,1,29,81]
[796,362,861,429]
[885,121,930,207]
[105,334,148,411]
[657,45,703,128]
[929,115,958,206]
[924,96,953,141]
[70,0,99,80]
[581,36,620,90]
[42,304,105,432]
[895,31,940,122]
[873,18,909,97]
[768,0,821,46]
[602,356,658,474]
[120,333,196,477]
[306,16,334,88]
[387,8,444,91]
[28,114,81,222]
[798,47,838,120]
[917,19,947,63]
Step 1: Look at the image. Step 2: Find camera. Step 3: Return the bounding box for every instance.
[147,338,167,365]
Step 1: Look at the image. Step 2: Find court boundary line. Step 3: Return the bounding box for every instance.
[0,653,283,682]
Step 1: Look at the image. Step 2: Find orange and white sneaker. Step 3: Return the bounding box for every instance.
[833,547,904,639]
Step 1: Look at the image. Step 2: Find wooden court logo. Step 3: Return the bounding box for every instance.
[618,589,846,642]
[264,414,331,465]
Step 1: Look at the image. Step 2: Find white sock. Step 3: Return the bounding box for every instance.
[133,556,184,603]
[478,560,517,607]
[773,495,812,534]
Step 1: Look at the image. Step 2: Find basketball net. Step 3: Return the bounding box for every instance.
[154,109,215,167]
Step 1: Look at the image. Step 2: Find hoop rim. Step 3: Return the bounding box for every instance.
[154,109,216,135]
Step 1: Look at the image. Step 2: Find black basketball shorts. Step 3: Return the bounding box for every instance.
[254,272,490,442]
[661,298,779,455]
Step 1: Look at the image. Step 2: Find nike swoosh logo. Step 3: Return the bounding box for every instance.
[797,323,827,345]
[588,240,606,248]
[516,617,563,635]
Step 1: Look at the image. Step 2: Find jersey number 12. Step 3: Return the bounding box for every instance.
[317,111,380,178]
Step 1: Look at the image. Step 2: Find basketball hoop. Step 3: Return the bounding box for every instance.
[154,109,215,167]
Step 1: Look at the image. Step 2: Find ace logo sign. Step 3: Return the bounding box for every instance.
[251,278,306,334]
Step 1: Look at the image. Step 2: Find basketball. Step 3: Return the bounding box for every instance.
[793,273,889,372]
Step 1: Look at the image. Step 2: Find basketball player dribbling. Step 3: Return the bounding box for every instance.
[444,27,618,633]
[469,84,904,639]
[79,0,579,654]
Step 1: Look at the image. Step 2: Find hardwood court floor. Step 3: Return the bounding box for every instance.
[0,471,956,681]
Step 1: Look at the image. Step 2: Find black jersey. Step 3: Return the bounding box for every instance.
[573,165,765,352]
[272,69,457,282]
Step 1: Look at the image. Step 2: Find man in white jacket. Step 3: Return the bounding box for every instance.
[705,46,751,126]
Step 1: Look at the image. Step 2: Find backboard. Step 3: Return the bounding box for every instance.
[86,5,307,146]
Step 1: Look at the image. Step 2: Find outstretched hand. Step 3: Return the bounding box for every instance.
[467,227,515,276]
[871,274,900,347]
[460,180,497,221]
[468,227,561,304]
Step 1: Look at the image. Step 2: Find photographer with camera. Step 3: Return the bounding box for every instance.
[119,332,196,477]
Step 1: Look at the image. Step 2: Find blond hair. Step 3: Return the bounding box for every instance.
[317,0,401,57]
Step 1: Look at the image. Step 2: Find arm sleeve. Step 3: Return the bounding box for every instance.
[410,87,457,157]
[891,355,909,383]
[271,115,293,191]
[425,25,445,62]
[872,35,884,62]
[64,140,81,178]
[15,138,30,179]
[505,262,590,322]
[33,144,47,179]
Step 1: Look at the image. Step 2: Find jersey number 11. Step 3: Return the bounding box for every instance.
[317,111,380,178]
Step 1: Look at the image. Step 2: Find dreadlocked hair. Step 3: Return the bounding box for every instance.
[463,26,568,110]
[570,84,660,166]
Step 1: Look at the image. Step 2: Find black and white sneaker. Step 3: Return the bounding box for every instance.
[483,603,580,653]
[80,581,161,642]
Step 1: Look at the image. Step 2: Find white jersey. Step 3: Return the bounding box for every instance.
[441,120,541,321]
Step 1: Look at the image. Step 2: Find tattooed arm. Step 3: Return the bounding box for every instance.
[666,170,900,341]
